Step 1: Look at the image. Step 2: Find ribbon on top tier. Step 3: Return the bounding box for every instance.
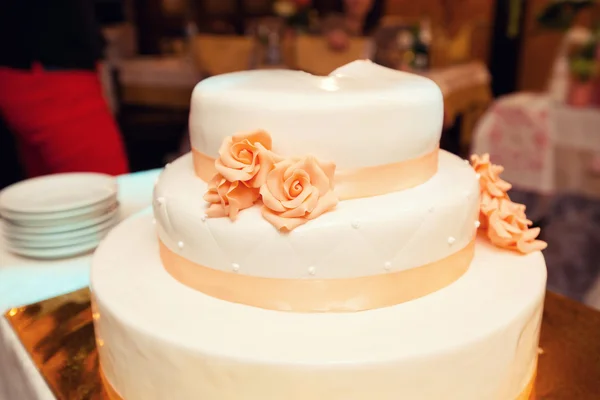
[193,145,439,201]
[193,130,438,231]
[159,238,475,313]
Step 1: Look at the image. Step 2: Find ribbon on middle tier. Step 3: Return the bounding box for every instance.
[158,238,475,312]
[192,147,439,200]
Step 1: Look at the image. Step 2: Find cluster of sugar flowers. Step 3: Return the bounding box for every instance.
[471,154,547,254]
[203,131,338,232]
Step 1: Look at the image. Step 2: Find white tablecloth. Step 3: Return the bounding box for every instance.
[0,169,160,400]
[472,93,600,197]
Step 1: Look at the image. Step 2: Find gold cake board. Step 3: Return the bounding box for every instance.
[6,288,600,399]
[5,288,108,400]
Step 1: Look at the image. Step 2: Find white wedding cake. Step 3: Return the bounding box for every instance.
[91,61,546,400]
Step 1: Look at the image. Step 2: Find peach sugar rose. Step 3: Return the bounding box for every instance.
[471,154,547,254]
[214,130,279,188]
[204,175,260,220]
[260,156,339,231]
[204,131,279,220]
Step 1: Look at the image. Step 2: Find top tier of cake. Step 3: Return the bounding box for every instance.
[189,61,443,169]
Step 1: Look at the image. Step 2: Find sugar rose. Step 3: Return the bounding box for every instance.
[215,130,279,188]
[260,156,338,231]
[471,153,511,198]
[204,174,259,220]
[486,198,547,254]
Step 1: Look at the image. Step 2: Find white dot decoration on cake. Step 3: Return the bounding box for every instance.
[178,241,185,250]
[232,263,240,273]
[351,220,360,229]
[447,236,456,245]
[308,266,316,276]
[200,214,207,222]
[475,220,481,229]
[157,196,166,206]
[165,163,171,169]
[475,173,481,179]
[464,159,470,165]
[384,261,392,271]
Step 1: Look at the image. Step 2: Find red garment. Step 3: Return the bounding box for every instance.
[0,64,129,177]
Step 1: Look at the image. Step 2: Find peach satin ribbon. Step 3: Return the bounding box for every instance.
[192,147,439,200]
[159,238,475,313]
[101,364,536,400]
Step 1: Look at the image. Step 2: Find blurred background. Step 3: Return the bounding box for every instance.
[1,0,600,307]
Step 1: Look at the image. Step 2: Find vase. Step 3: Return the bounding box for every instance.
[567,78,595,107]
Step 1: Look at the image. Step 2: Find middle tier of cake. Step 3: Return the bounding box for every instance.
[153,150,479,280]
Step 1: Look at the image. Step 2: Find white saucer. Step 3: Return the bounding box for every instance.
[5,238,102,259]
[2,202,118,227]
[3,214,119,242]
[6,223,115,249]
[2,207,120,235]
[0,173,117,214]
[1,194,118,222]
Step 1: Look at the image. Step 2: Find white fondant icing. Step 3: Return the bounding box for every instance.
[153,150,479,280]
[189,61,443,169]
[92,213,546,400]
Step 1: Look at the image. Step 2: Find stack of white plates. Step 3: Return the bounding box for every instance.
[0,173,119,259]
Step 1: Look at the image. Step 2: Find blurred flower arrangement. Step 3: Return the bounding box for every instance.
[537,0,600,106]
[568,31,599,82]
[273,0,318,33]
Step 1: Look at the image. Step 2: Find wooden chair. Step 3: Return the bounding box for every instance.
[192,35,255,76]
[294,35,370,76]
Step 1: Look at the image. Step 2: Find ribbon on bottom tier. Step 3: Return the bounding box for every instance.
[100,366,537,400]
[159,238,476,312]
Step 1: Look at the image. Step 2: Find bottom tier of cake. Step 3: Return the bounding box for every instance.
[91,211,546,400]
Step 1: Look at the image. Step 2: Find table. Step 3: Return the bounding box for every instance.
[0,169,161,312]
[0,169,160,400]
[2,289,600,399]
[536,292,600,399]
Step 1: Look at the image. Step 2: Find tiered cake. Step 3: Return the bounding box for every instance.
[91,61,547,400]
